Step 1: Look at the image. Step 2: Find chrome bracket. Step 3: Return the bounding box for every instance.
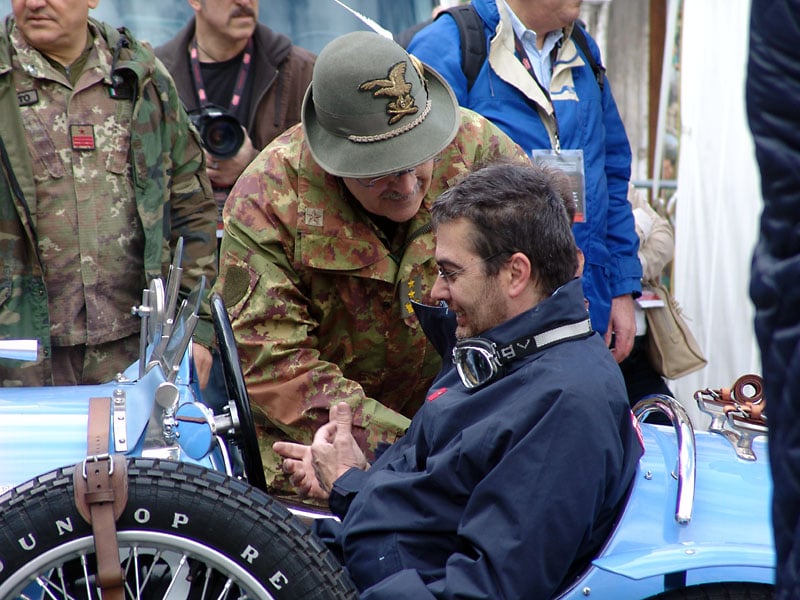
[695,388,767,461]
[112,388,128,453]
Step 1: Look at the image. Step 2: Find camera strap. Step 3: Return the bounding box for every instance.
[190,36,253,116]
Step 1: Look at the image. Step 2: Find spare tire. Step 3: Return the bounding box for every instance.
[0,458,356,599]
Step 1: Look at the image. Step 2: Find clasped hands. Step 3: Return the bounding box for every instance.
[273,402,368,500]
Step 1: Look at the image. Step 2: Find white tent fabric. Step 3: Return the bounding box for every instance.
[669,0,762,428]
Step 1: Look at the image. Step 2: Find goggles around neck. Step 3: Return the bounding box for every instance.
[452,318,593,390]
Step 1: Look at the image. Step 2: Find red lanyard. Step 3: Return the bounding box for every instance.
[513,32,548,91]
[189,36,253,114]
[513,32,562,151]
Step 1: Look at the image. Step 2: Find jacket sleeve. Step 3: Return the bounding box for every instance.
[213,146,411,453]
[151,61,218,346]
[629,185,674,283]
[747,0,800,591]
[329,466,371,519]
[594,41,641,298]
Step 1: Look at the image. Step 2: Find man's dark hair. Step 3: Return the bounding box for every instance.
[431,163,579,296]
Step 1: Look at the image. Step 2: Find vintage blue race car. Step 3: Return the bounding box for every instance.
[0,249,775,599]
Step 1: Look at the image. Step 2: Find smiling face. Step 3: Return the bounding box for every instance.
[342,159,434,224]
[431,218,510,339]
[12,0,98,65]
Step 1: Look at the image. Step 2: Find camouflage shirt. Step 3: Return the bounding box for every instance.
[215,108,528,491]
[11,23,148,346]
[0,17,217,386]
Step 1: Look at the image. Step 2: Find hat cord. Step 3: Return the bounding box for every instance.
[348,100,431,143]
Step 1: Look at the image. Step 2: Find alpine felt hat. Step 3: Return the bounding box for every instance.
[302,31,460,179]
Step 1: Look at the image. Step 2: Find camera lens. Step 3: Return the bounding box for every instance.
[189,107,245,160]
[202,115,244,159]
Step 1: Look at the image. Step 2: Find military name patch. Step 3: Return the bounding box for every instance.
[17,89,39,106]
[70,125,95,151]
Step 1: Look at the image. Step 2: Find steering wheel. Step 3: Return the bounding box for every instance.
[209,292,267,491]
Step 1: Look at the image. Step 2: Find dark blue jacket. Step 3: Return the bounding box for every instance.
[323,279,643,598]
[747,1,800,598]
[407,0,641,335]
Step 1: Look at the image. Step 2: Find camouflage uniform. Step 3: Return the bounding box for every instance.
[215,108,528,493]
[0,17,217,386]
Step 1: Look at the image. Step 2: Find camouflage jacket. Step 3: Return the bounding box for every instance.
[215,108,528,490]
[0,17,217,385]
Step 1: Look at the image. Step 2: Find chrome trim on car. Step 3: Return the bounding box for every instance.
[634,394,696,524]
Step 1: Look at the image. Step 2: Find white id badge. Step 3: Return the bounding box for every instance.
[531,149,586,223]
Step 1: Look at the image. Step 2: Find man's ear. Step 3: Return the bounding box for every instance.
[188,0,203,12]
[506,252,532,298]
[575,247,585,277]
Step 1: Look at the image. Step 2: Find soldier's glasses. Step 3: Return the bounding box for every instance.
[355,167,417,188]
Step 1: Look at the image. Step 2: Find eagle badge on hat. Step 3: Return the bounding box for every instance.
[359,62,419,125]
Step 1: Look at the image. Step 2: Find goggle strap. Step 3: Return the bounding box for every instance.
[495,318,593,364]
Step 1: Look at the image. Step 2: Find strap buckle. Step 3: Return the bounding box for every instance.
[82,452,114,479]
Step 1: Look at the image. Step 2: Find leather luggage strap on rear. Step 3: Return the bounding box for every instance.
[73,396,129,599]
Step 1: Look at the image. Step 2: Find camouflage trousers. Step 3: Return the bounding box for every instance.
[50,334,141,385]
[0,333,140,387]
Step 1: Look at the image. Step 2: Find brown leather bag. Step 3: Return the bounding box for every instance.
[644,283,707,379]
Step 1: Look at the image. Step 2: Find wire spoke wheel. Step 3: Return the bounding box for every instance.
[12,532,269,599]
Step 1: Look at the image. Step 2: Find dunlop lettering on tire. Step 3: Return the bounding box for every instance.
[0,458,357,600]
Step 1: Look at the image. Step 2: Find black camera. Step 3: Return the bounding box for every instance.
[188,106,245,160]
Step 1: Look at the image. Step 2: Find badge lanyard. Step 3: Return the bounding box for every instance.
[189,36,253,118]
[514,32,587,223]
[513,32,561,152]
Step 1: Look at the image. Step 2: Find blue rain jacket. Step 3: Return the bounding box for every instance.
[408,1,642,333]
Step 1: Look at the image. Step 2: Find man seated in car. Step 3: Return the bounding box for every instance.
[275,162,644,598]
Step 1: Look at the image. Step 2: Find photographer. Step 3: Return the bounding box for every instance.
[156,0,315,226]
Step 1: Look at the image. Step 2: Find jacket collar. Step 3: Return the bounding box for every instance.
[483,278,589,347]
[476,0,581,112]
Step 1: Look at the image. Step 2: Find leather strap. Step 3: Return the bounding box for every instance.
[725,373,766,424]
[698,374,767,427]
[73,397,128,599]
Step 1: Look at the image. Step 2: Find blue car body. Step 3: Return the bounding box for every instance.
[558,422,773,598]
[0,359,227,497]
